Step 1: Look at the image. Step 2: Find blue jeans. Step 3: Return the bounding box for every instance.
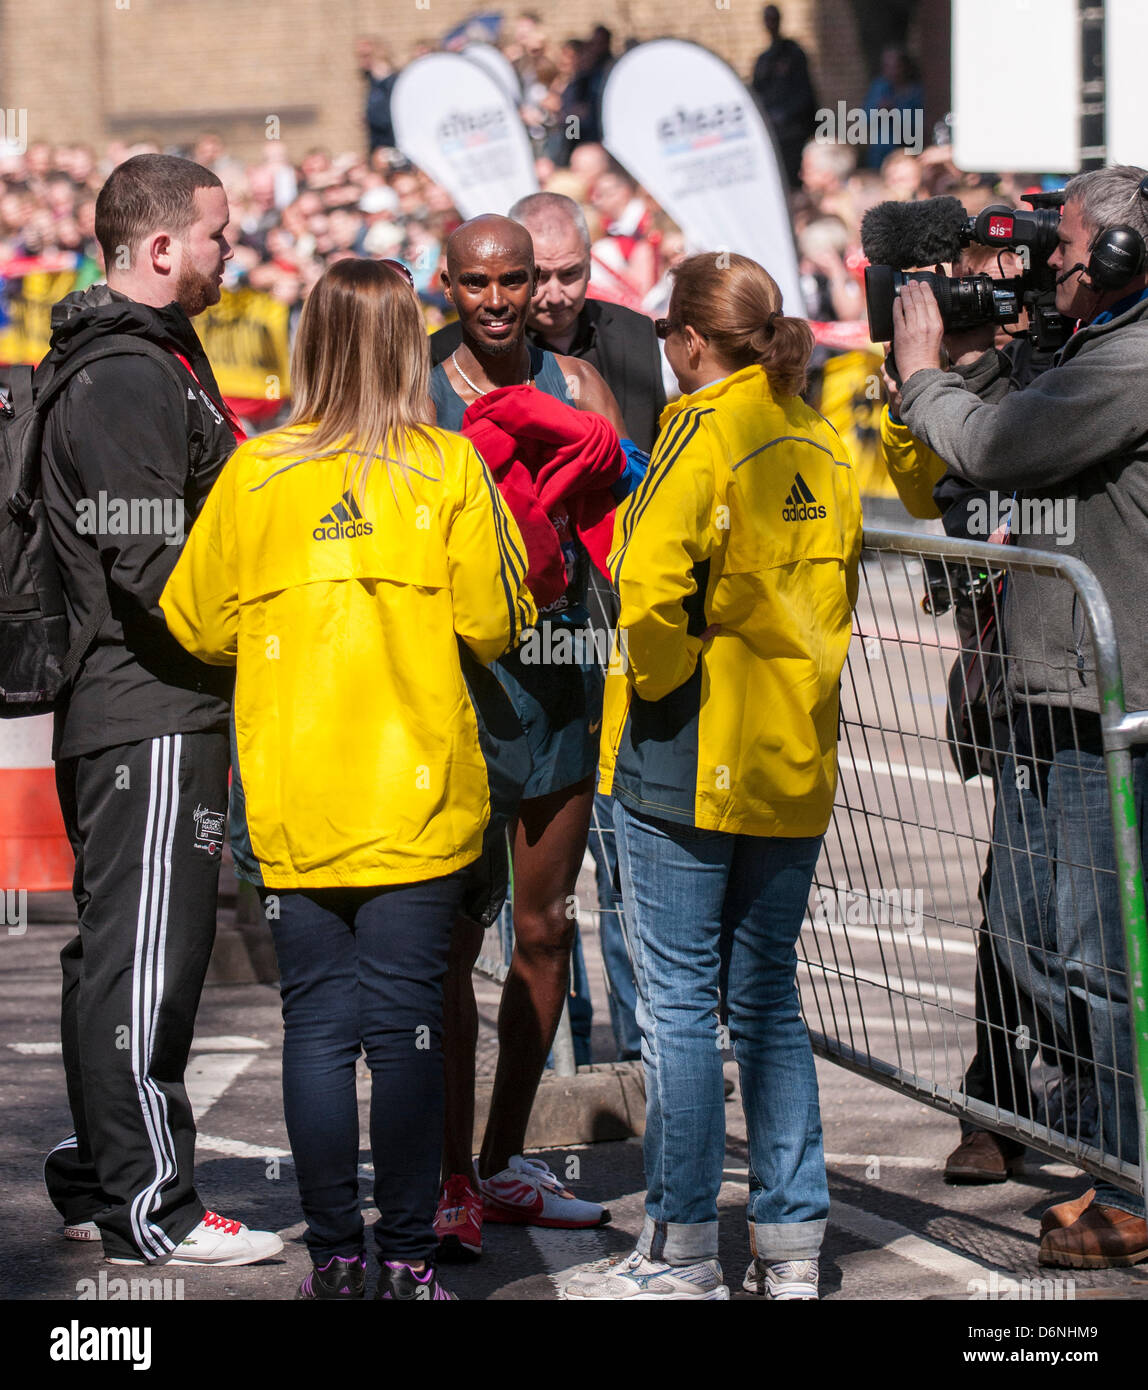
[990,729,1146,1217]
[587,791,642,1060]
[267,873,465,1263]
[613,800,829,1263]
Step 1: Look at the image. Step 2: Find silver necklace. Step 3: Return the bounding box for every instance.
[450,351,488,396]
[450,350,533,397]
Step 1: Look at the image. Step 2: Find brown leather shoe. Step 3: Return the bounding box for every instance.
[943,1130,1025,1183]
[1038,1202,1148,1268]
[1039,1187,1095,1237]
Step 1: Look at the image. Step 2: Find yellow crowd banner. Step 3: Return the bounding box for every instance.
[198,287,291,404]
[817,347,897,500]
[0,270,79,366]
[1,271,291,405]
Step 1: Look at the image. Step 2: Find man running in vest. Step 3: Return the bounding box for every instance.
[430,215,629,1257]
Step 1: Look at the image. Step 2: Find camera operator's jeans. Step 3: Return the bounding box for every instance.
[990,732,1146,1218]
[613,800,829,1264]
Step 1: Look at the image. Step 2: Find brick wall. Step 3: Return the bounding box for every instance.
[0,0,871,164]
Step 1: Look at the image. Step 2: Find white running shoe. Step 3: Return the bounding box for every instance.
[743,1257,819,1299]
[106,1210,284,1266]
[563,1249,729,1300]
[480,1155,610,1229]
[63,1220,100,1242]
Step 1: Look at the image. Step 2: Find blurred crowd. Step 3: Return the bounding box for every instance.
[0,9,1055,349]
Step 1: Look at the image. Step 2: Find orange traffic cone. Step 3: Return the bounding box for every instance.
[0,716,73,892]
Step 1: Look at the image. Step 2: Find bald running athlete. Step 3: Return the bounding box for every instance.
[432,216,628,1256]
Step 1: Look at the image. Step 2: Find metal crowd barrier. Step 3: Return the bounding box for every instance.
[802,529,1148,1196]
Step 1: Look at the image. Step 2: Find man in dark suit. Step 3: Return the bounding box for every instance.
[429,192,665,452]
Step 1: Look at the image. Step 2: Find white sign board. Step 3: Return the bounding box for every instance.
[952,0,1079,173]
[601,40,802,316]
[1107,0,1148,167]
[391,53,538,219]
[463,42,523,104]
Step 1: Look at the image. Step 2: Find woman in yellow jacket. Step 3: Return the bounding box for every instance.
[160,259,534,1301]
[564,254,862,1302]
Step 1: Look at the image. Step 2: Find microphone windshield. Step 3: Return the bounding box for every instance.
[861,197,968,268]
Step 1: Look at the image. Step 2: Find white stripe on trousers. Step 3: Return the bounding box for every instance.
[43,1132,79,1184]
[128,734,181,1259]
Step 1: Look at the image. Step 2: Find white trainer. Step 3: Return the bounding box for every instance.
[563,1249,729,1300]
[63,1220,100,1242]
[106,1210,284,1267]
[743,1257,819,1299]
[480,1155,610,1229]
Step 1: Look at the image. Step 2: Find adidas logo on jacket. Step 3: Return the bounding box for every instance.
[314,490,374,541]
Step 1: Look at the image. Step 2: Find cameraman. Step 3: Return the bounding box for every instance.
[882,242,1069,1190]
[893,164,1148,1270]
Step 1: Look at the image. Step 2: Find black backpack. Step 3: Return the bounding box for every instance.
[0,336,188,717]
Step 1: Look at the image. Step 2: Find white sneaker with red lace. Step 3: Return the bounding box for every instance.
[480,1156,610,1229]
[106,1210,284,1266]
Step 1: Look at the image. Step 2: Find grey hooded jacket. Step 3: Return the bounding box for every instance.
[901,293,1148,716]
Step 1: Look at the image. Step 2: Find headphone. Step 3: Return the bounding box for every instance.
[1083,173,1148,291]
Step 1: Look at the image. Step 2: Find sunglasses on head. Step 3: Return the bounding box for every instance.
[380,258,416,289]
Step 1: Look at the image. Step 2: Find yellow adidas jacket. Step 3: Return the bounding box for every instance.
[599,365,862,838]
[160,423,535,889]
[879,405,945,519]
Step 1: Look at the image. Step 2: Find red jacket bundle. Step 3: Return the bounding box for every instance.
[461,384,624,609]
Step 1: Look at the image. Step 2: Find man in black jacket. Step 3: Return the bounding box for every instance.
[430,192,666,453]
[40,155,282,1267]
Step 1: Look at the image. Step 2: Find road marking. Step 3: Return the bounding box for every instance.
[719,1173,1017,1287]
[829,1198,1006,1282]
[805,1020,966,1044]
[528,1225,616,1296]
[806,920,979,958]
[6,1034,268,1057]
[798,962,977,1009]
[838,752,988,790]
[197,1134,290,1161]
[186,1053,258,1120]
[822,1152,1083,1179]
[8,1044,266,1128]
[197,1134,377,1186]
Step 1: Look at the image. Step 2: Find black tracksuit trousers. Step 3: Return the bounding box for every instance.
[44,731,229,1261]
